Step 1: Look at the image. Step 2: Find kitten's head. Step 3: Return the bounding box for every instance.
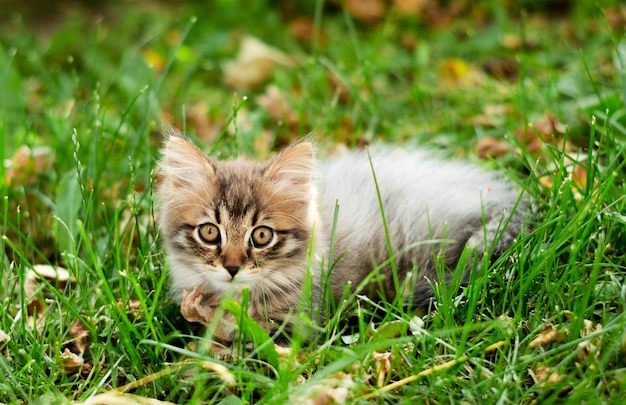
[157,134,318,305]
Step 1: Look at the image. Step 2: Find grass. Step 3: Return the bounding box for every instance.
[1,0,626,403]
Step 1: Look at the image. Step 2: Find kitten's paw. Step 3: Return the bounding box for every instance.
[180,286,215,325]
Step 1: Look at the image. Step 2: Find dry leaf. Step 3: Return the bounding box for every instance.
[119,298,143,312]
[577,319,603,363]
[118,298,144,321]
[529,324,566,349]
[24,264,76,325]
[483,57,519,80]
[180,287,214,325]
[5,145,55,186]
[515,112,571,155]
[223,36,297,91]
[70,319,92,354]
[291,372,355,405]
[532,365,562,386]
[185,101,221,146]
[329,72,351,104]
[476,137,510,159]
[23,264,75,325]
[537,155,590,201]
[424,8,451,29]
[78,392,176,405]
[438,58,483,86]
[257,84,298,127]
[392,0,430,16]
[142,49,166,73]
[604,6,626,32]
[289,17,327,45]
[373,351,392,387]
[200,360,236,385]
[275,344,292,358]
[344,0,387,24]
[500,33,522,50]
[31,264,74,286]
[60,347,84,375]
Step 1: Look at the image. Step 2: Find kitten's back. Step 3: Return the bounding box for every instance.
[318,148,525,305]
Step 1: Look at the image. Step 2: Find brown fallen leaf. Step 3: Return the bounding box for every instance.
[5,145,55,186]
[483,57,520,81]
[24,264,76,299]
[70,319,92,354]
[500,33,523,50]
[31,264,75,287]
[223,36,297,91]
[537,155,590,201]
[604,6,626,32]
[274,344,293,359]
[257,84,299,127]
[60,347,84,375]
[329,72,351,104]
[118,298,144,321]
[392,0,430,16]
[78,392,176,405]
[344,0,387,24]
[289,17,327,45]
[529,324,566,349]
[23,264,76,326]
[185,101,221,146]
[515,112,571,156]
[476,137,511,159]
[291,372,355,405]
[577,319,603,364]
[532,365,562,386]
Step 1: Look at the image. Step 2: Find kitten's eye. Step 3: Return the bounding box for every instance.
[250,226,274,248]
[198,223,220,244]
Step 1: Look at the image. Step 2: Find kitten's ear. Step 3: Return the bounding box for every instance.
[159,133,215,188]
[264,141,315,186]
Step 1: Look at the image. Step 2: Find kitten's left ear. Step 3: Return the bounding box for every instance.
[160,133,215,188]
[264,141,315,186]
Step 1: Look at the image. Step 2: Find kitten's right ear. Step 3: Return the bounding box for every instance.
[160,132,215,188]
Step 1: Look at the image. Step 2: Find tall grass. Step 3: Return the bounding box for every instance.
[1,1,625,403]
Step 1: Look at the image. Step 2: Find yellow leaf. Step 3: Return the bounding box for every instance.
[143,49,166,72]
[438,58,470,83]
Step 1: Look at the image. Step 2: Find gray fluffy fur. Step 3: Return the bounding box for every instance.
[317,147,526,308]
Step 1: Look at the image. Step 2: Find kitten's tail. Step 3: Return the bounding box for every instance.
[411,202,526,309]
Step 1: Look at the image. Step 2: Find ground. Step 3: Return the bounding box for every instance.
[1,1,626,403]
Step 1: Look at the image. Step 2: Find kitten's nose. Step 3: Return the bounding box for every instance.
[225,266,240,278]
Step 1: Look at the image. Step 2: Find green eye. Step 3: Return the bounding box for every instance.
[250,226,273,248]
[198,223,220,244]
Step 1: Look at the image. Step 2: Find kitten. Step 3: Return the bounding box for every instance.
[157,134,526,342]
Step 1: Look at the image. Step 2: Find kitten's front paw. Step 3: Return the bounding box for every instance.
[180,286,215,325]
